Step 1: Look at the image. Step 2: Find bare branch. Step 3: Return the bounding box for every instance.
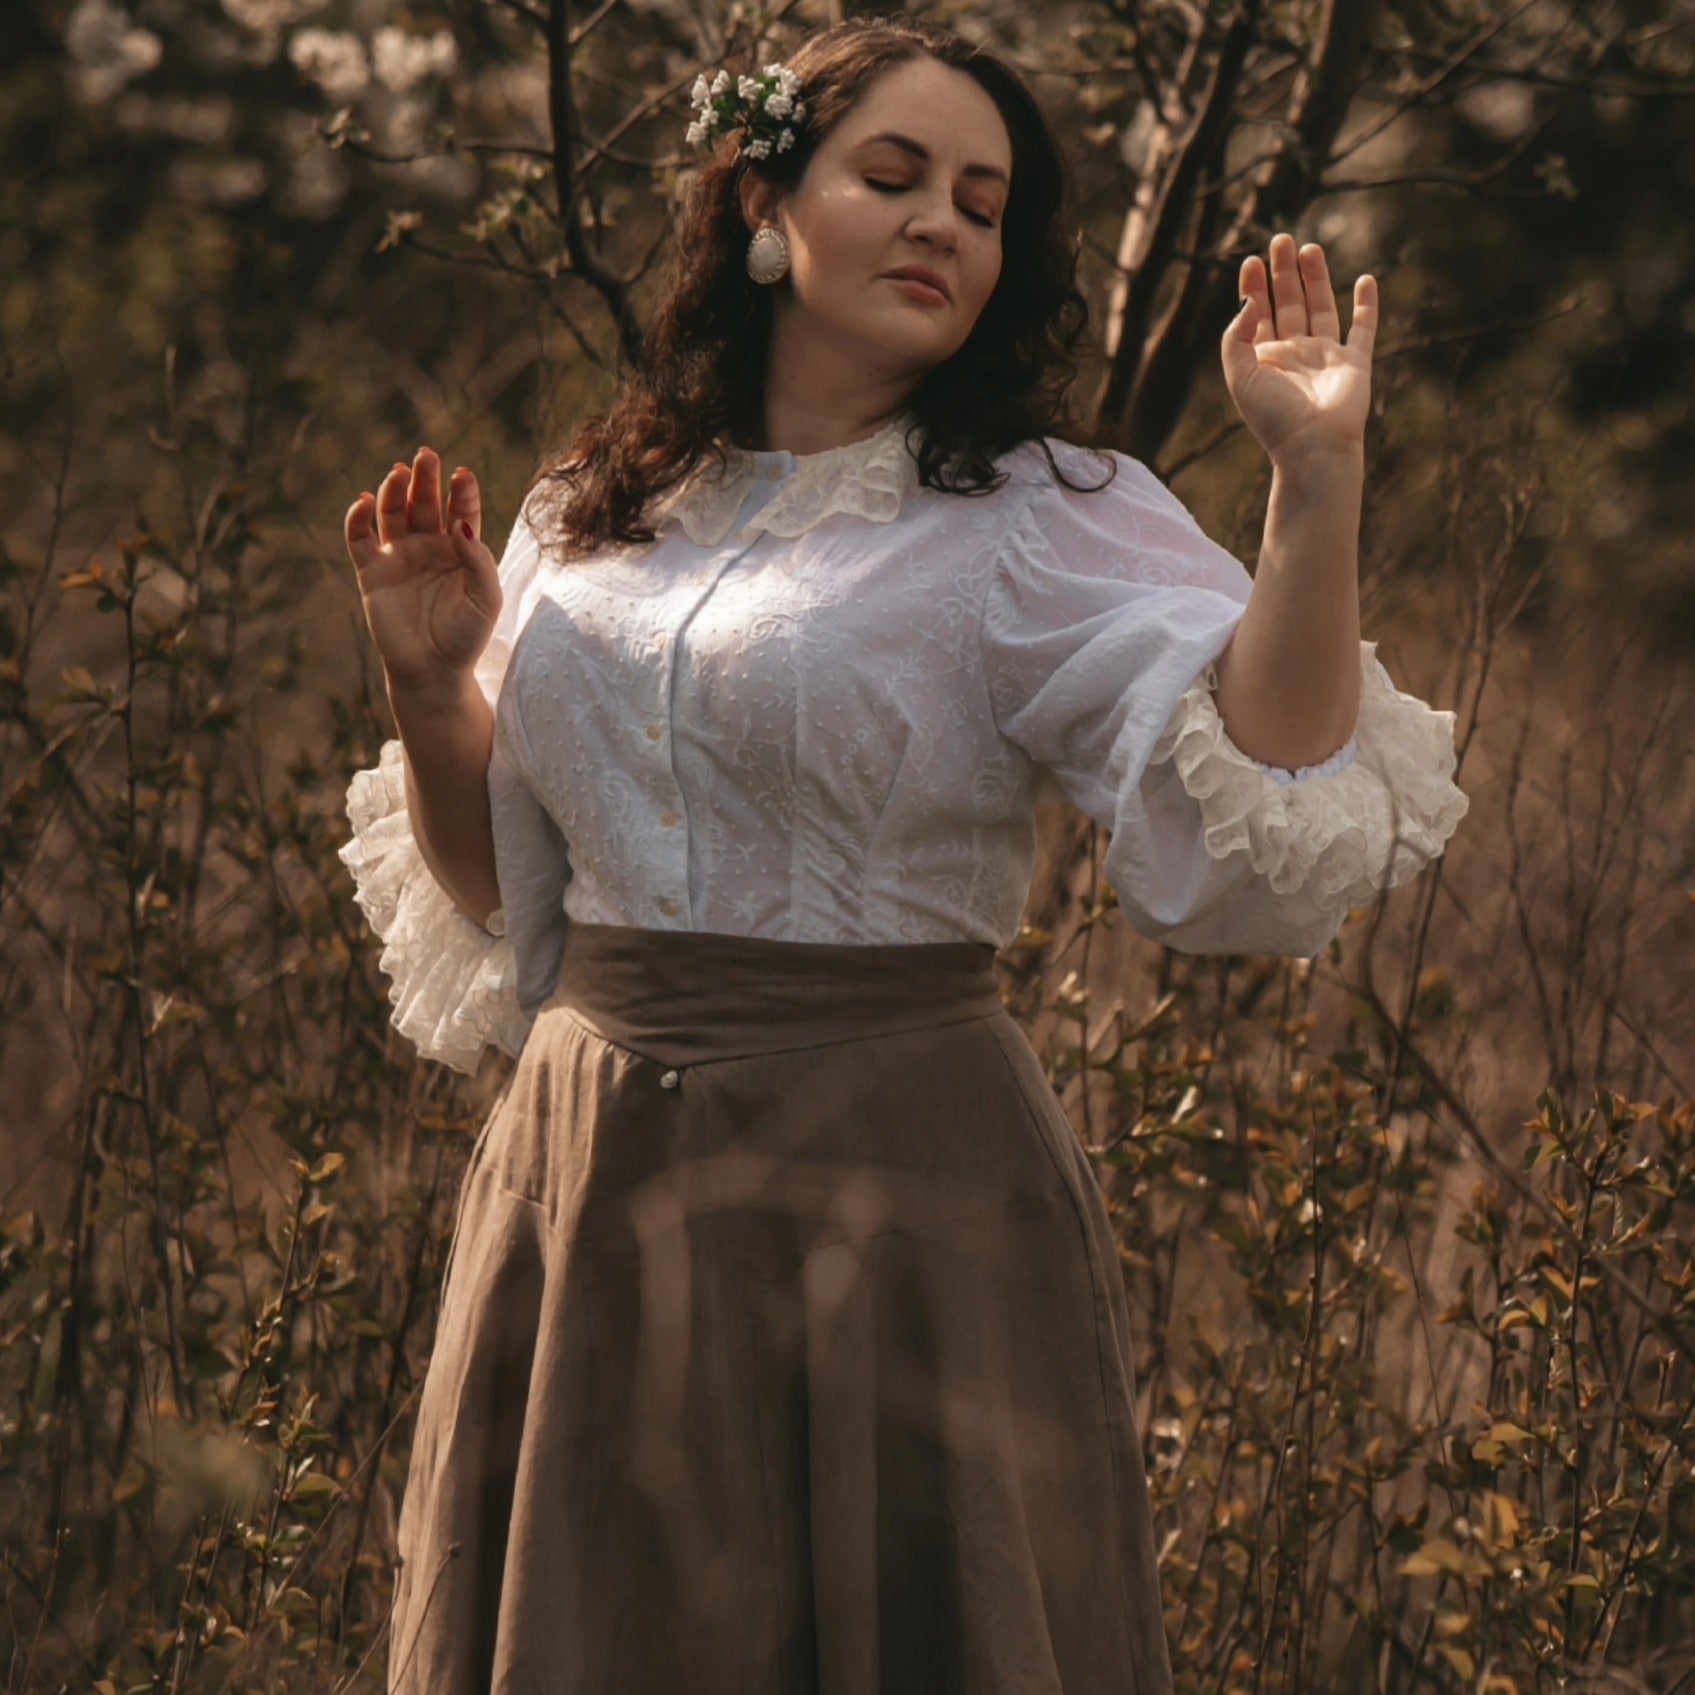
[545,0,642,365]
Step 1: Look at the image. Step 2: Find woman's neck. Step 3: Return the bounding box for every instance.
[749,316,919,455]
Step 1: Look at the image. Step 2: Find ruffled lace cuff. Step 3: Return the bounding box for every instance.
[1149,639,1469,913]
[338,739,532,1074]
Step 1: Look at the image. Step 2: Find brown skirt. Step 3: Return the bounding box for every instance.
[389,922,1175,1695]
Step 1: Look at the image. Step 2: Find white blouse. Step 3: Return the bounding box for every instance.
[339,414,1469,1073]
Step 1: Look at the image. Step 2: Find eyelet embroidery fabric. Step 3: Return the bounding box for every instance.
[338,739,530,1072]
[1152,639,1470,915]
[646,412,923,546]
[338,428,1469,1071]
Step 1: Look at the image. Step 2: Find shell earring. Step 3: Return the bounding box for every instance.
[746,225,790,285]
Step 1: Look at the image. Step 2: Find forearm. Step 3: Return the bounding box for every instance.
[387,671,502,929]
[1212,447,1364,770]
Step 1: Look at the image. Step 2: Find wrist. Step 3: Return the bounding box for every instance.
[385,664,484,719]
[1269,440,1365,490]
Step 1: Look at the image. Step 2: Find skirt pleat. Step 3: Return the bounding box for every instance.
[388,922,1175,1695]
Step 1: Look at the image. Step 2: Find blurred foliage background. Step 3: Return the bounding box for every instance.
[4,0,1695,1690]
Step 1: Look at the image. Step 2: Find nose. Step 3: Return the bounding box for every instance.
[901,187,962,252]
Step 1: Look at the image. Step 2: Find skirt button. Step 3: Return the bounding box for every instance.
[659,1068,680,1090]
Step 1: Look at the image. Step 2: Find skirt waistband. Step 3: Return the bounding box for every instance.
[546,922,1004,1066]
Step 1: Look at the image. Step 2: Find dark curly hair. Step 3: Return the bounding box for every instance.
[524,14,1114,559]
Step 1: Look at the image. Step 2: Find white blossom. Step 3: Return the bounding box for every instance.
[690,73,710,106]
[288,27,369,102]
[791,99,805,122]
[64,0,162,103]
[684,118,707,146]
[220,0,326,29]
[710,69,730,95]
[775,128,794,152]
[744,137,771,159]
[764,90,792,119]
[371,26,456,94]
[737,74,760,101]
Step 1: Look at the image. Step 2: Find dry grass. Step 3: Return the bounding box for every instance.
[3,362,1693,1695]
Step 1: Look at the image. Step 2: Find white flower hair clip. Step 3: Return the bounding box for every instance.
[686,61,807,162]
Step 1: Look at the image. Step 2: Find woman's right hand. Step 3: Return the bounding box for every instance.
[343,446,502,693]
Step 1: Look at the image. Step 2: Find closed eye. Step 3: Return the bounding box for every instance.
[864,177,998,230]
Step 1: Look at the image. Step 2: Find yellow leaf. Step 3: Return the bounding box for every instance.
[1488,1422,1534,1445]
[1437,1644,1476,1680]
[307,1151,346,1184]
[1485,1491,1521,1546]
[112,1462,150,1503]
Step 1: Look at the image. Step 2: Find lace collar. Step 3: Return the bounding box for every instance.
[648,412,923,548]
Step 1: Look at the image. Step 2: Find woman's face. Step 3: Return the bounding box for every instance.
[741,54,1013,378]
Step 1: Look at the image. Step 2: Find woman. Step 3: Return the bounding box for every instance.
[340,16,1467,1694]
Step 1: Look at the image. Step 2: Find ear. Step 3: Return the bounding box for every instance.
[738,169,785,236]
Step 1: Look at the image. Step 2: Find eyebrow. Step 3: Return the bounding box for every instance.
[854,131,1010,187]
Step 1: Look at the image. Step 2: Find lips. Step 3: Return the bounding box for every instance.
[885,266,950,302]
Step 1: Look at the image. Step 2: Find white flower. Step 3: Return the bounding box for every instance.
[690,73,710,106]
[778,68,800,97]
[764,90,792,119]
[763,61,783,77]
[371,26,455,94]
[710,69,730,95]
[744,137,771,159]
[288,26,369,102]
[790,99,805,122]
[737,74,760,101]
[775,127,794,152]
[64,0,163,103]
[220,0,327,29]
[685,118,707,146]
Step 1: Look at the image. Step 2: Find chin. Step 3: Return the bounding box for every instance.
[863,312,957,356]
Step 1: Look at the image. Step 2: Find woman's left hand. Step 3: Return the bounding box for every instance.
[1222,232,1377,467]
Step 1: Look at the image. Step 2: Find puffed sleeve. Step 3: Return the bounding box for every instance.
[338,497,567,1072]
[982,450,1469,957]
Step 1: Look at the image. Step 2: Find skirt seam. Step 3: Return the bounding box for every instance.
[980,1016,1146,1695]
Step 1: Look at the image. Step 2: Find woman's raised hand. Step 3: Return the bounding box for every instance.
[343,446,502,693]
[1221,232,1377,468]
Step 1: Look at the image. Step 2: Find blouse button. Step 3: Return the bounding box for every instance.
[645,723,662,741]
[659,1069,680,1090]
[658,809,679,827]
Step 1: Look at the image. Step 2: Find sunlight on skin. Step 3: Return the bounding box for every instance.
[1225,230,1378,467]
[735,53,1014,458]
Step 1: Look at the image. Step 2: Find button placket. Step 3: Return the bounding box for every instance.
[647,520,769,930]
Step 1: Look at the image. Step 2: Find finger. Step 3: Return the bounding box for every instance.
[345,491,382,574]
[1239,254,1275,346]
[1299,243,1340,342]
[447,467,482,542]
[450,517,501,620]
[1267,232,1306,338]
[375,463,412,546]
[409,445,444,535]
[1347,272,1379,359]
